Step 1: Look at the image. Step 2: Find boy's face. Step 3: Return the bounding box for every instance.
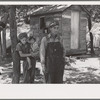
[44,29,48,34]
[50,25,59,36]
[29,39,35,44]
[20,37,27,45]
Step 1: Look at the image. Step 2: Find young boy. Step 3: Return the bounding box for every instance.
[16,33,36,83]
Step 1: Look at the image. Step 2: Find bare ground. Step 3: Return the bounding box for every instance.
[0,56,100,84]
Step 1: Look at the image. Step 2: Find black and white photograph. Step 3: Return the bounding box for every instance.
[0,3,100,84]
[1,1,100,99]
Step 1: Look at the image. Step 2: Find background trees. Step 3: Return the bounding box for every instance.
[83,5,100,55]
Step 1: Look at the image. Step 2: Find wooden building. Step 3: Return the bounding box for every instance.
[27,5,90,55]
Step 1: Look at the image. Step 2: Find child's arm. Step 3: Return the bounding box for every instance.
[18,51,31,57]
[32,47,39,53]
[60,36,66,58]
[16,43,31,58]
[31,50,39,57]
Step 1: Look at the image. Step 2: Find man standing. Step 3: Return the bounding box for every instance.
[40,21,65,83]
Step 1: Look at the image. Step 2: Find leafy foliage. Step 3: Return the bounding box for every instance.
[0,5,44,25]
[83,5,100,22]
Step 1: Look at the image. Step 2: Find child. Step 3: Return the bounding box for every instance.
[26,37,39,70]
[28,36,43,75]
[28,36,39,59]
[16,33,36,83]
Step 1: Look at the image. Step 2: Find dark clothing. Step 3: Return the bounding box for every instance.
[16,42,36,83]
[16,42,30,60]
[45,42,64,83]
[23,57,36,83]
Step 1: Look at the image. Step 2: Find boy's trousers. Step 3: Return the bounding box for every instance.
[23,57,36,83]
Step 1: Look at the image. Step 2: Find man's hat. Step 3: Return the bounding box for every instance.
[18,32,28,40]
[48,21,59,28]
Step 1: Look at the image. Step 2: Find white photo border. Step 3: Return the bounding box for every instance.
[0,1,100,99]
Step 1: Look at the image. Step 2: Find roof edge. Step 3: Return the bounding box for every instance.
[27,5,71,17]
[26,5,91,17]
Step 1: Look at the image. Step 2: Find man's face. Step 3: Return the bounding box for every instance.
[20,37,27,45]
[50,25,59,36]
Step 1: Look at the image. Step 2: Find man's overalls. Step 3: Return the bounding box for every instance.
[45,41,64,83]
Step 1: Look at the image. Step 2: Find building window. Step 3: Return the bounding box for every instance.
[40,17,45,29]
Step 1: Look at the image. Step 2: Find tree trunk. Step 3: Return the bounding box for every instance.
[9,6,20,83]
[1,12,9,59]
[0,31,2,62]
[90,32,95,55]
[88,17,95,56]
[1,28,6,59]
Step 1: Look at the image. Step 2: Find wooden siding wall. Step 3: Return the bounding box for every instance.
[71,11,80,49]
[79,11,87,51]
[30,13,62,45]
[30,16,40,44]
[62,6,87,55]
[30,5,88,55]
[62,10,71,51]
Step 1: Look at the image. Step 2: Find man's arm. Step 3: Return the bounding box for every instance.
[40,37,47,66]
[60,36,66,57]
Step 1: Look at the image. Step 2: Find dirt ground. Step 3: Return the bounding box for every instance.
[64,57,100,84]
[0,55,100,84]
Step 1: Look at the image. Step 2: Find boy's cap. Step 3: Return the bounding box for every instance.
[18,32,27,40]
[48,21,59,28]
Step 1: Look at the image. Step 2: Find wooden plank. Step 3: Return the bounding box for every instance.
[66,49,86,56]
[79,17,87,50]
[71,11,80,49]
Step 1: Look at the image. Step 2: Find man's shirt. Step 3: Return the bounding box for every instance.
[40,34,65,65]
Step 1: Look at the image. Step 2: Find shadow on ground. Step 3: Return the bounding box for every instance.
[63,58,100,84]
[0,57,100,84]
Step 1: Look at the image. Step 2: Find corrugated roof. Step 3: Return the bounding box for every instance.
[27,5,71,16]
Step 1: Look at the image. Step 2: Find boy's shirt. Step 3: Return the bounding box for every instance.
[16,42,31,55]
[30,42,39,59]
[31,42,39,53]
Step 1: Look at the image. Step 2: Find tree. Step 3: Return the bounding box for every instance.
[1,11,9,59]
[9,6,20,83]
[83,5,100,56]
[87,16,95,56]
[1,28,6,59]
[8,5,43,83]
